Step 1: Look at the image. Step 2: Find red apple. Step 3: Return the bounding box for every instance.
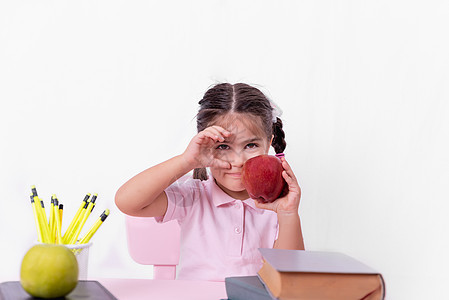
[242,154,287,203]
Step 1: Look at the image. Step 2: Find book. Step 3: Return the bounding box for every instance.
[257,248,385,300]
[225,275,274,300]
[0,280,118,300]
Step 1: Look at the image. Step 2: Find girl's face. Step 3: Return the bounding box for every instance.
[210,115,271,200]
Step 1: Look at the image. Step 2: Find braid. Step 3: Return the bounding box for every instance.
[271,117,286,154]
[193,167,208,180]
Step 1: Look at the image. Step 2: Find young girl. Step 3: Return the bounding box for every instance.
[115,83,304,281]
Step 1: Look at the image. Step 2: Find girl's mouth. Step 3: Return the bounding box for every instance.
[226,172,242,178]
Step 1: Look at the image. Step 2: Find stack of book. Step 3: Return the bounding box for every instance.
[225,248,385,300]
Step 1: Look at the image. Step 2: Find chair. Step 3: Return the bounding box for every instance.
[125,215,181,279]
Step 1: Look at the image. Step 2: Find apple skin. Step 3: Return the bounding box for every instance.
[20,244,79,299]
[242,154,287,203]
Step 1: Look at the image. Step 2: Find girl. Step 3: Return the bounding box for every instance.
[115,83,304,281]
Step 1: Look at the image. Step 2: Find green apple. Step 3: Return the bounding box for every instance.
[20,244,79,298]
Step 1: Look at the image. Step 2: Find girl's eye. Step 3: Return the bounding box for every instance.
[245,143,258,149]
[216,144,230,150]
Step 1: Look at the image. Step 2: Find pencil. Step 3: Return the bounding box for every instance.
[66,198,90,244]
[59,203,64,225]
[62,193,90,243]
[67,194,97,245]
[49,197,55,243]
[89,193,98,212]
[30,194,43,243]
[31,185,38,197]
[78,209,110,244]
[35,196,51,243]
[53,197,62,244]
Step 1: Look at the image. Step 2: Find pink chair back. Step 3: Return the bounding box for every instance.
[125,215,181,280]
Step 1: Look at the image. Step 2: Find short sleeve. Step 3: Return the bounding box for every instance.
[155,174,203,224]
[274,221,280,240]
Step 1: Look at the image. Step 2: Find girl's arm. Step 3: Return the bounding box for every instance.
[255,158,305,250]
[115,155,192,217]
[274,211,305,250]
[115,126,231,218]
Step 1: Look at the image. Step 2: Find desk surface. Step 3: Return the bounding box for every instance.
[98,278,227,300]
[0,278,227,300]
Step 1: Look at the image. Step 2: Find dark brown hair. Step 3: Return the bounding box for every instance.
[194,83,286,180]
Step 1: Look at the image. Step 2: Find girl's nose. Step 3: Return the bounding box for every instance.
[228,151,246,168]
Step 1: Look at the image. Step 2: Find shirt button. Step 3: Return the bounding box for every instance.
[234,226,242,234]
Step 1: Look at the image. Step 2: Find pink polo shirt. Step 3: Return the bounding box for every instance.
[156,174,279,282]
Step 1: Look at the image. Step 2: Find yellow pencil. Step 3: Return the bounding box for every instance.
[30,185,46,241]
[53,197,62,244]
[38,197,49,227]
[59,203,64,225]
[49,197,55,243]
[62,193,90,243]
[78,209,110,244]
[67,194,97,244]
[66,198,91,244]
[89,193,98,214]
[35,196,51,243]
[31,185,38,197]
[30,186,50,243]
[30,194,43,243]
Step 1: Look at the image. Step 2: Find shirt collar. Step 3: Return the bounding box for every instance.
[209,177,262,212]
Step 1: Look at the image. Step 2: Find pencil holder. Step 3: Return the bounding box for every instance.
[65,242,92,280]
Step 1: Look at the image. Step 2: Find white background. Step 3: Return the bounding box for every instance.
[1,1,448,299]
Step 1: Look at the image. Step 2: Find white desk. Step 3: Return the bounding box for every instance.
[0,278,227,300]
[98,278,227,300]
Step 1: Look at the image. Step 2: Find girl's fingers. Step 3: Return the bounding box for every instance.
[283,170,301,190]
[200,129,218,140]
[281,159,298,183]
[210,125,231,136]
[255,200,277,211]
[203,128,222,141]
[212,158,231,169]
[196,125,231,146]
[282,170,293,185]
[189,125,234,169]
[204,126,230,142]
[280,160,301,198]
[198,131,220,147]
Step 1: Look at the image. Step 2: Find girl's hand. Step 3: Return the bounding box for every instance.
[181,125,232,170]
[255,157,301,215]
